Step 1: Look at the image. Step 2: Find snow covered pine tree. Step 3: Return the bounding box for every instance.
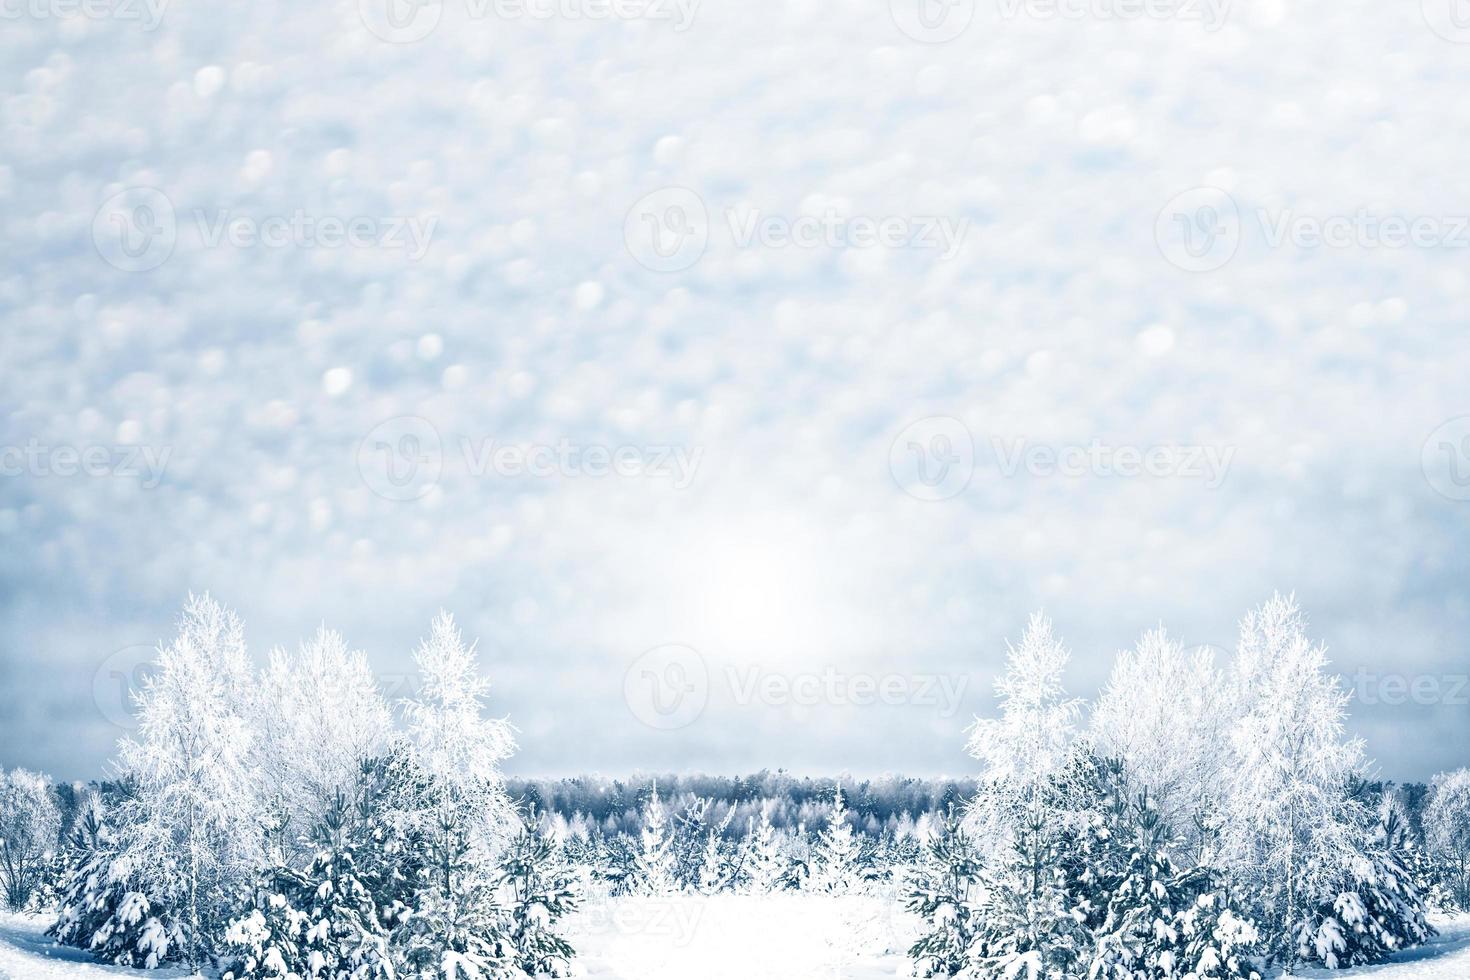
[907,806,983,978]
[632,781,680,897]
[809,783,863,894]
[495,819,578,977]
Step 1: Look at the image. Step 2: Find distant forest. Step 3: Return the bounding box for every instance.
[506,771,1436,841]
[508,771,986,836]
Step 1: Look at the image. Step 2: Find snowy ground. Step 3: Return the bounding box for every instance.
[3,905,1469,980]
[563,891,920,980]
[1285,915,1470,980]
[0,912,194,980]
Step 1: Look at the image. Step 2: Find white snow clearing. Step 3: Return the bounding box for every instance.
[2,905,1468,980]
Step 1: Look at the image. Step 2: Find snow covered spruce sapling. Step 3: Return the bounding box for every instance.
[50,784,185,969]
[632,781,680,897]
[496,816,578,977]
[1085,764,1262,980]
[809,783,864,895]
[741,804,789,895]
[220,778,401,980]
[906,806,983,978]
[696,804,737,896]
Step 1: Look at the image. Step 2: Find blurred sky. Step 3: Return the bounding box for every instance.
[3,0,1470,782]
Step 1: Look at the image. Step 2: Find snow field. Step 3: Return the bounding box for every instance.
[564,892,920,980]
[0,912,195,979]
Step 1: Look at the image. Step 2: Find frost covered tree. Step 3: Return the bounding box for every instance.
[967,612,1086,838]
[741,805,787,895]
[0,764,61,910]
[1426,768,1470,908]
[1219,594,1426,968]
[632,782,680,896]
[696,806,736,895]
[1091,627,1230,844]
[98,594,266,967]
[0,767,61,910]
[256,627,393,850]
[809,783,862,894]
[963,612,1091,980]
[400,612,518,843]
[396,611,520,980]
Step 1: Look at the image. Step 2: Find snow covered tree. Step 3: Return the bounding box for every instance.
[400,612,518,847]
[966,612,1086,843]
[632,782,680,896]
[667,795,712,890]
[256,627,393,853]
[809,783,862,894]
[395,612,520,980]
[1426,768,1470,908]
[219,872,311,980]
[1312,802,1432,968]
[1090,627,1230,846]
[696,806,736,895]
[222,780,399,980]
[1219,594,1427,969]
[1169,888,1266,980]
[0,767,61,910]
[963,612,1092,980]
[965,799,1093,980]
[1086,771,1262,980]
[106,594,266,967]
[496,820,578,977]
[50,784,184,969]
[906,807,983,977]
[741,805,787,895]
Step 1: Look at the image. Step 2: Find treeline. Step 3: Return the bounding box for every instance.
[507,771,978,838]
